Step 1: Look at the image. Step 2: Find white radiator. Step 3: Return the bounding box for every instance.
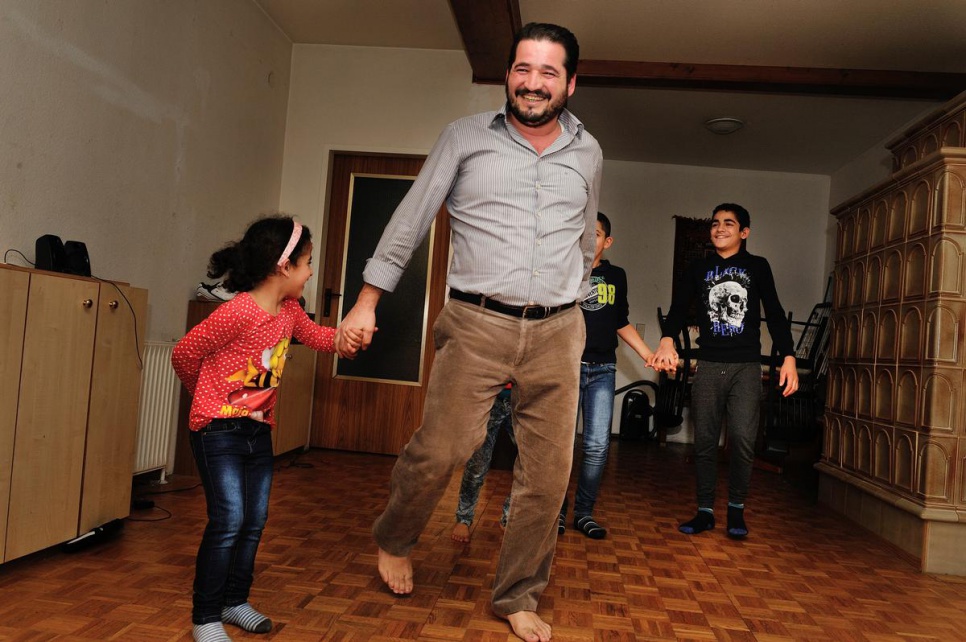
[134,341,181,477]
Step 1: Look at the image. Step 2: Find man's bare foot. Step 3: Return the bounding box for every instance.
[377,547,413,595]
[451,522,471,543]
[501,610,552,642]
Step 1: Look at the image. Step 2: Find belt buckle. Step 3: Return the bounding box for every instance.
[522,304,549,319]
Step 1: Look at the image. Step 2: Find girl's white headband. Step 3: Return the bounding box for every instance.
[277,221,303,266]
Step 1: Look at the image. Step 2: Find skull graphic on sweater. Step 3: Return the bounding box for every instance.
[708,280,748,328]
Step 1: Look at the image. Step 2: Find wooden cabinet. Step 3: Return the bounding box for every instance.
[0,265,146,562]
[0,268,29,561]
[80,283,150,533]
[173,300,316,477]
[273,343,316,455]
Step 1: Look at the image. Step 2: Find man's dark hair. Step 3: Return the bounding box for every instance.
[713,203,751,230]
[507,23,579,81]
[597,212,611,237]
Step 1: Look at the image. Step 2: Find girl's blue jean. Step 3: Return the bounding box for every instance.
[570,362,617,518]
[190,417,274,625]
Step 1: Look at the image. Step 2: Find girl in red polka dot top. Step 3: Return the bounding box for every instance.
[172,215,359,642]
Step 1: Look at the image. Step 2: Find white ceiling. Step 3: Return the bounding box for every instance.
[253,0,966,175]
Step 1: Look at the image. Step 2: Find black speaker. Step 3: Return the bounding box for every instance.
[64,241,91,276]
[35,234,67,272]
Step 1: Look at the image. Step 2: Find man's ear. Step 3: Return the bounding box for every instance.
[603,236,614,250]
[567,74,576,97]
[740,228,750,240]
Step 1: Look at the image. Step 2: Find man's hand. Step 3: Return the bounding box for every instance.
[651,337,679,374]
[335,284,382,358]
[778,355,799,397]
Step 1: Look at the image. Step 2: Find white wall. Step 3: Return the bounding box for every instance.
[0,0,293,341]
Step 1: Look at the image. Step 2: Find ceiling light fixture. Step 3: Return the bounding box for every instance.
[704,117,744,135]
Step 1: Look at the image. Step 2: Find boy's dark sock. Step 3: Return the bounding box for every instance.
[727,504,748,539]
[221,603,272,634]
[557,497,567,535]
[678,508,715,535]
[574,515,607,539]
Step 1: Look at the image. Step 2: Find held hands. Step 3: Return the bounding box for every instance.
[335,326,370,358]
[642,353,681,374]
[335,306,379,359]
[651,337,680,374]
[334,285,383,359]
[335,322,377,359]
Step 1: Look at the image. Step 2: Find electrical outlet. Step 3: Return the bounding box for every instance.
[635,323,645,336]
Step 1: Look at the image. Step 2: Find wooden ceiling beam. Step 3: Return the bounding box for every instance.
[449,0,521,85]
[574,60,966,100]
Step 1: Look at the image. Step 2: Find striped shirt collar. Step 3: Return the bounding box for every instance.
[491,103,586,138]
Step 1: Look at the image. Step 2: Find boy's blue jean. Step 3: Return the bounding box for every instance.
[567,362,616,518]
[190,417,274,625]
[455,389,515,526]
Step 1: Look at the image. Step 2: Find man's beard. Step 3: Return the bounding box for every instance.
[506,86,567,127]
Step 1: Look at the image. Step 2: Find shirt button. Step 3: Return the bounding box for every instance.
[537,240,542,246]
[533,270,540,275]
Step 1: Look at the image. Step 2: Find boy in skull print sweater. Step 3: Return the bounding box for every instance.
[663,248,794,363]
[654,203,797,542]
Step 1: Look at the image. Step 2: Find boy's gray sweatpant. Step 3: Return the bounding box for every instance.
[689,360,762,508]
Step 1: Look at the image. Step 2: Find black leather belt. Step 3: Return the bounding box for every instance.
[449,289,576,319]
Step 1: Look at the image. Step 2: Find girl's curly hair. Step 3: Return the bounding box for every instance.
[208,215,312,292]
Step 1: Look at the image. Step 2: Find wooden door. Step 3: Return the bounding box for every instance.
[6,272,98,560]
[0,267,29,561]
[311,153,450,455]
[80,282,148,532]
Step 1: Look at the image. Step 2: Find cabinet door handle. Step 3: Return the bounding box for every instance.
[108,300,119,309]
[83,299,93,309]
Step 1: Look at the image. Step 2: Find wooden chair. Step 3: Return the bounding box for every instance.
[760,303,831,457]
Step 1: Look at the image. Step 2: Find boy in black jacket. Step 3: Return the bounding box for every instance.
[561,212,655,539]
[653,203,798,539]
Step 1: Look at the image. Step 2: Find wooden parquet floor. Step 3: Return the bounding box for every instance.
[2,441,966,641]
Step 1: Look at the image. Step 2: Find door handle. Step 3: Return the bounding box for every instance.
[323,287,342,317]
